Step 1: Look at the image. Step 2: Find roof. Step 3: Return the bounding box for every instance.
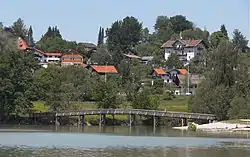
[161,39,206,48]
[79,42,97,48]
[154,68,166,75]
[45,52,62,57]
[80,63,88,68]
[61,54,83,58]
[177,74,204,85]
[141,56,154,61]
[167,68,189,75]
[178,69,189,75]
[18,37,29,50]
[91,65,118,73]
[123,53,141,59]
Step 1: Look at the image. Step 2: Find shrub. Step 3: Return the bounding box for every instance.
[188,122,197,131]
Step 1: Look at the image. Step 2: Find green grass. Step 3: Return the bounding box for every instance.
[32,95,189,113]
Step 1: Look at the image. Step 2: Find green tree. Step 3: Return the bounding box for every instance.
[93,80,121,109]
[232,29,249,52]
[97,26,102,46]
[11,18,28,38]
[210,31,228,48]
[166,53,183,69]
[131,89,160,110]
[106,16,142,63]
[220,24,228,39]
[169,15,194,34]
[27,26,34,47]
[154,16,174,42]
[188,41,239,120]
[180,28,210,45]
[0,51,39,121]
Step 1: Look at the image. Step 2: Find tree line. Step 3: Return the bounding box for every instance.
[0,15,249,122]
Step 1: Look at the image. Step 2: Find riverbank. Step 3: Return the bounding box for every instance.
[173,120,250,133]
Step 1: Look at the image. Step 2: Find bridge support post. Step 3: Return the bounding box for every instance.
[129,114,132,127]
[153,116,156,128]
[112,114,115,125]
[81,115,85,126]
[181,118,188,127]
[99,114,106,126]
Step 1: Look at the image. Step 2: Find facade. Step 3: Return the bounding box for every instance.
[161,39,208,65]
[61,54,84,66]
[151,68,167,85]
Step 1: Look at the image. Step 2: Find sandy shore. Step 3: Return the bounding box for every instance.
[173,122,250,132]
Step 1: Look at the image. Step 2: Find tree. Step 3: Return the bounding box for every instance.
[179,28,210,45]
[188,41,239,120]
[169,15,193,34]
[0,51,39,121]
[154,16,174,42]
[166,53,183,69]
[97,27,102,46]
[93,80,121,109]
[232,29,249,52]
[210,31,228,48]
[220,24,228,39]
[11,18,28,38]
[106,16,142,63]
[27,26,34,47]
[131,88,160,110]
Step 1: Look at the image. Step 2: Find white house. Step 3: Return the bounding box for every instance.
[31,48,62,63]
[161,39,208,65]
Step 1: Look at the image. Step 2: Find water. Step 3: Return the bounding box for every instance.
[0,125,250,157]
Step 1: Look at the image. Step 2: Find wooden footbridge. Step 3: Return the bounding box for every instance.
[32,109,216,127]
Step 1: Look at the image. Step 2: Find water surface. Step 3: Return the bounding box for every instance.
[0,125,250,157]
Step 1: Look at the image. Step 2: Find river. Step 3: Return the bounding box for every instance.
[0,125,250,157]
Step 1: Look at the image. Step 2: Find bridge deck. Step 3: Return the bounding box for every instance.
[33,109,216,120]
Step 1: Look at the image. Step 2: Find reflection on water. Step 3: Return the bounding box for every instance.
[0,125,250,157]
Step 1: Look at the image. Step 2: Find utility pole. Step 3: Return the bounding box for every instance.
[187,65,190,94]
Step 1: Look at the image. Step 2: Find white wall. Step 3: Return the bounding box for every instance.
[45,56,61,62]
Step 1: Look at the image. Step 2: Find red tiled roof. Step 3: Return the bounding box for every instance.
[178,69,188,75]
[18,38,29,50]
[161,39,203,48]
[80,63,88,68]
[154,68,166,75]
[91,65,118,73]
[62,54,83,58]
[45,52,62,57]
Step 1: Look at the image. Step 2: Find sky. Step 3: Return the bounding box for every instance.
[1,0,249,45]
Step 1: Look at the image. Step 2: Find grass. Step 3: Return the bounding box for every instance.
[32,95,189,113]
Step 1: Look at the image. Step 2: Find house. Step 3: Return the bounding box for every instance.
[78,42,97,51]
[165,68,188,83]
[18,37,29,50]
[174,74,204,95]
[123,53,141,60]
[141,56,154,64]
[61,54,84,66]
[151,68,167,85]
[90,65,118,74]
[161,39,208,65]
[30,48,62,63]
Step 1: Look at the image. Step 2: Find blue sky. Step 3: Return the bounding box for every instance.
[1,0,249,44]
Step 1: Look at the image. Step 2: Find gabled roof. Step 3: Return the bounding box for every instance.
[91,65,118,73]
[18,37,29,50]
[45,52,62,57]
[161,39,207,48]
[154,68,166,75]
[123,53,141,59]
[61,54,83,58]
[167,68,189,75]
[178,69,188,75]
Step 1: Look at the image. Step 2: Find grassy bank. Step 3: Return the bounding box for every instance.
[32,96,189,125]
